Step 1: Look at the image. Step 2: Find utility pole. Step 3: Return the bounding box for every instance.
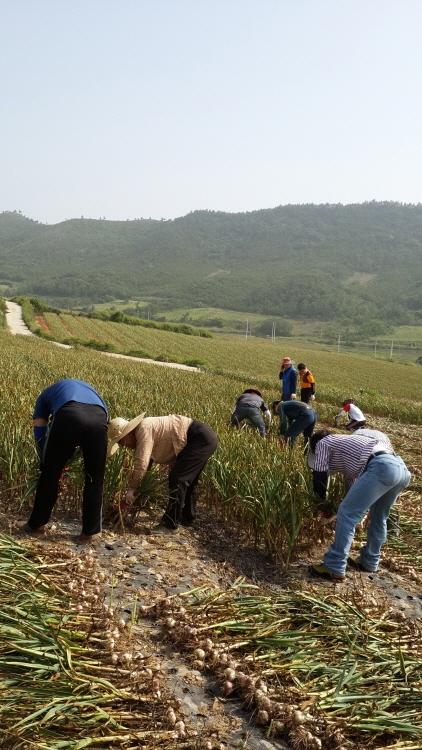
[390,340,394,359]
[337,332,341,354]
[271,322,276,343]
[246,319,249,340]
[374,338,377,358]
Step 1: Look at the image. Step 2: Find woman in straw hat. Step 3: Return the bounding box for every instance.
[108,414,218,533]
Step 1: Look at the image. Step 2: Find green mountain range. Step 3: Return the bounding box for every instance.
[1,202,422,326]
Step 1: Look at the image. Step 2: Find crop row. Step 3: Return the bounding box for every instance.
[0,329,420,562]
[31,310,422,424]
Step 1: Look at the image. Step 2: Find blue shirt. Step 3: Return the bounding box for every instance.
[276,400,313,434]
[279,366,298,395]
[33,379,108,420]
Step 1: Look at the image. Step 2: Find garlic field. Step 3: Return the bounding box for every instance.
[0,327,422,750]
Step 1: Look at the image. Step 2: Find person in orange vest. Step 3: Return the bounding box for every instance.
[297,363,315,404]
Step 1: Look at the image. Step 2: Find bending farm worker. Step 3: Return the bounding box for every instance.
[272,399,317,448]
[279,357,297,402]
[308,428,410,581]
[231,388,271,437]
[335,399,366,431]
[18,379,108,545]
[297,363,316,404]
[108,414,218,533]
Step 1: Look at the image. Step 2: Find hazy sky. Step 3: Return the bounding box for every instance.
[2,0,422,224]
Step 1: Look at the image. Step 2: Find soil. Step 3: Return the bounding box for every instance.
[35,315,53,334]
[6,479,422,750]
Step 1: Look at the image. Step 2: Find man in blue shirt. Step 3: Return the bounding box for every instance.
[18,379,108,544]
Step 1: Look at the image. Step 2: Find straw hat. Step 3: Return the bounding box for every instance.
[107,414,145,457]
[282,357,294,366]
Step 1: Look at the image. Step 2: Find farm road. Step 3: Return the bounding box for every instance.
[5,300,201,370]
[5,300,35,336]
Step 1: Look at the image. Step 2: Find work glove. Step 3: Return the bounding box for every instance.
[290,393,297,399]
[309,395,315,401]
[121,489,136,511]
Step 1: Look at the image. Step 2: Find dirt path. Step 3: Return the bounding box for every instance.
[5,301,201,371]
[11,513,289,750]
[35,314,53,334]
[10,497,422,750]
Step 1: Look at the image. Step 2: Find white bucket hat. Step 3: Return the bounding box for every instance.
[107,414,145,457]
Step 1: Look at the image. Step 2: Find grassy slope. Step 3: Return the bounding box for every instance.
[29,311,422,424]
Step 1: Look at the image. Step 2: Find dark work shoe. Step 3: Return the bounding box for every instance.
[73,533,101,545]
[310,563,345,582]
[151,524,180,536]
[15,521,46,538]
[347,556,374,573]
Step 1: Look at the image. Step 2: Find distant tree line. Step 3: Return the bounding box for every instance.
[2,202,422,329]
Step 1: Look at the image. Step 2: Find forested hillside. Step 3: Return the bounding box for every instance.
[1,202,422,326]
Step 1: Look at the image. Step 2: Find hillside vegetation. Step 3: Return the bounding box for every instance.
[1,202,422,327]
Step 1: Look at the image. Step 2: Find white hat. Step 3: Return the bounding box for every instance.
[107,414,145,457]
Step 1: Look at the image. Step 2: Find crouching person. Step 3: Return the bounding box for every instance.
[231,389,271,437]
[335,399,366,431]
[272,399,317,448]
[107,414,218,533]
[308,429,410,581]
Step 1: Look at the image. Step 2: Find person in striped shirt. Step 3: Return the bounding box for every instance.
[308,429,410,581]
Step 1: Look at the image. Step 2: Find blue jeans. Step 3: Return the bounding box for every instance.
[231,406,266,437]
[324,454,410,575]
[285,409,317,446]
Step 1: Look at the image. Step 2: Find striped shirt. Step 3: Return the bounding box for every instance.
[313,430,394,489]
[129,415,192,488]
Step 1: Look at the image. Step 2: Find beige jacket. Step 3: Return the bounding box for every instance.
[129,415,192,488]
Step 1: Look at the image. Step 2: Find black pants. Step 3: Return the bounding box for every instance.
[300,389,312,404]
[29,403,108,535]
[346,419,366,431]
[161,421,218,529]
